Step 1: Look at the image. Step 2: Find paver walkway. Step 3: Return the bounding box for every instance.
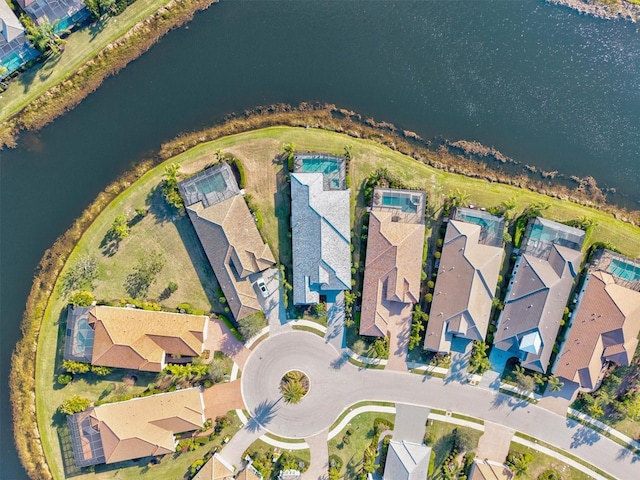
[205,317,252,369]
[305,429,329,480]
[202,379,245,421]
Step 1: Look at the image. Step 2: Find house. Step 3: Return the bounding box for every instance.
[290,154,350,305]
[424,208,504,353]
[236,463,263,480]
[179,163,275,321]
[1,1,22,43]
[0,0,36,76]
[493,218,585,373]
[554,250,640,391]
[17,0,88,29]
[63,305,208,372]
[359,188,426,338]
[383,440,431,480]
[192,453,236,480]
[469,459,514,480]
[67,388,205,466]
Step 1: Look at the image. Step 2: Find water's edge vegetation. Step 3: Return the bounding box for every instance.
[9,106,640,479]
[0,0,219,148]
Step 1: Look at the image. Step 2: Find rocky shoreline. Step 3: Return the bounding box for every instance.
[547,0,640,23]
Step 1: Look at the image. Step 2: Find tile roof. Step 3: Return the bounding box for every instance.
[291,172,351,304]
[383,440,431,480]
[193,453,236,480]
[180,165,275,320]
[425,219,504,353]
[470,460,514,480]
[554,270,640,391]
[494,240,583,373]
[359,189,426,337]
[88,306,208,372]
[69,388,205,465]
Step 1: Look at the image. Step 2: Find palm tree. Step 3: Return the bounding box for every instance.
[447,189,470,209]
[281,379,306,404]
[25,16,69,56]
[547,375,564,392]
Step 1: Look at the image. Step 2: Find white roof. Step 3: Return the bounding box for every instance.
[0,1,24,43]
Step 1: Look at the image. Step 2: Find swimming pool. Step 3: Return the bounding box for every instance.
[299,157,341,175]
[195,172,227,195]
[381,193,418,213]
[608,258,640,282]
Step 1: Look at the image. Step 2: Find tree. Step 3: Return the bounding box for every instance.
[329,467,341,480]
[351,339,366,355]
[62,360,90,374]
[23,15,69,56]
[84,0,116,19]
[109,214,130,240]
[624,392,640,422]
[161,162,184,210]
[453,427,475,452]
[238,312,266,341]
[344,144,353,162]
[69,290,94,307]
[447,189,470,209]
[59,395,90,415]
[283,142,295,170]
[547,375,564,392]
[507,452,533,478]
[281,378,306,404]
[61,255,98,293]
[124,250,166,298]
[468,342,490,375]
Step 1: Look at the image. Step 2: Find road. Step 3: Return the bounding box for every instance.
[236,331,639,480]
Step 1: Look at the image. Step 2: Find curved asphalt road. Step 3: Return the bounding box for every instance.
[241,331,639,480]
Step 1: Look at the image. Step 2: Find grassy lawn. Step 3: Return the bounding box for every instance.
[425,420,481,480]
[35,126,640,479]
[328,412,395,479]
[0,0,173,122]
[508,443,593,480]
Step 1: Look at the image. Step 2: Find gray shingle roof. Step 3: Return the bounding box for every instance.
[494,232,583,373]
[383,441,431,480]
[291,172,350,304]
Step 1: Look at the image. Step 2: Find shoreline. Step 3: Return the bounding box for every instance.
[546,0,640,23]
[9,110,640,478]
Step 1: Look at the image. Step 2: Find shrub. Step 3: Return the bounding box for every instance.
[59,395,90,415]
[57,374,72,385]
[167,281,178,294]
[62,360,90,374]
[427,280,435,289]
[434,251,441,259]
[90,365,113,376]
[69,290,94,306]
[425,293,433,303]
[135,207,148,217]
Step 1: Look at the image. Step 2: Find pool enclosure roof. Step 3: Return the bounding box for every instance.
[521,217,585,260]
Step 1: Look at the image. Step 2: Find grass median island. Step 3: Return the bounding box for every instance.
[20,125,640,479]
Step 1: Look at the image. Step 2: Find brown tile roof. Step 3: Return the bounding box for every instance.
[89,306,208,372]
[187,195,275,320]
[493,244,582,373]
[359,204,425,337]
[424,220,503,352]
[193,453,236,480]
[470,460,514,480]
[74,388,205,465]
[555,271,640,391]
[236,465,263,480]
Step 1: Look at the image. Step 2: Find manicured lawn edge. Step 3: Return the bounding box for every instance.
[12,117,640,479]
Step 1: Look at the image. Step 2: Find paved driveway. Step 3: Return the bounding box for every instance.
[240,331,640,480]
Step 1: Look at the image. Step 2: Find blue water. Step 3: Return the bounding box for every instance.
[195,172,227,195]
[300,158,340,175]
[609,258,640,282]
[381,193,418,213]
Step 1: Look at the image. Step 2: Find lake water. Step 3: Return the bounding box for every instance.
[1,0,639,477]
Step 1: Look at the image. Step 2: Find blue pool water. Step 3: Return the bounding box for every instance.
[300,157,340,174]
[195,172,227,195]
[381,193,418,213]
[608,258,640,282]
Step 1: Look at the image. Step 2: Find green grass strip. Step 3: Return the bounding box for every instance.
[514,432,616,480]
